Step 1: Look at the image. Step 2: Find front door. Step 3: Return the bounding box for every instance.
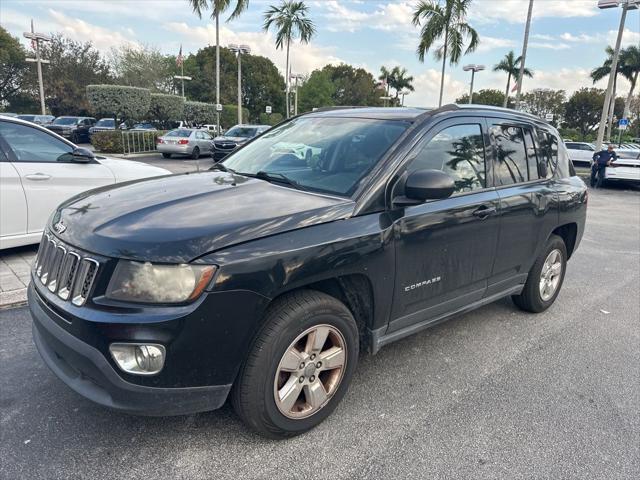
[388,118,500,333]
[0,121,114,234]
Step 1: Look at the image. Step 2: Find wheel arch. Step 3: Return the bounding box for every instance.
[551,222,578,259]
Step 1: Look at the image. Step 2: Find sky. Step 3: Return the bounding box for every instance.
[1,0,639,107]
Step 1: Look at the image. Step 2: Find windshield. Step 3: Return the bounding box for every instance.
[166,129,191,137]
[53,117,80,125]
[222,117,409,196]
[18,115,35,121]
[225,126,257,138]
[95,119,115,127]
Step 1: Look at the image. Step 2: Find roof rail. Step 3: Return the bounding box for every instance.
[311,106,370,113]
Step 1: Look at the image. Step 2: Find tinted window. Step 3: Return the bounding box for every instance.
[491,124,528,185]
[223,117,408,196]
[95,119,115,127]
[53,117,79,125]
[407,124,486,193]
[226,126,257,138]
[0,121,73,162]
[17,115,36,122]
[166,129,191,138]
[537,130,557,179]
[524,128,539,180]
[565,142,577,149]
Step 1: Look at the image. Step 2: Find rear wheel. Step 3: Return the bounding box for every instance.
[231,290,358,439]
[71,133,79,144]
[161,153,171,159]
[191,147,200,160]
[512,234,567,313]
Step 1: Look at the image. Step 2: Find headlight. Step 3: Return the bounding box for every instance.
[106,261,216,304]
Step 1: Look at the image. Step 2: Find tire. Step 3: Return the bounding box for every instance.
[71,133,79,144]
[512,234,567,313]
[191,147,200,160]
[231,290,359,439]
[162,153,171,159]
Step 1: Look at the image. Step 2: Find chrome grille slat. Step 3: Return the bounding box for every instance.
[35,231,100,307]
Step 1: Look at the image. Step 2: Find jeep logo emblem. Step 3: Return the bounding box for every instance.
[53,220,67,234]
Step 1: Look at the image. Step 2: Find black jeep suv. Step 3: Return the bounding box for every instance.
[29,105,587,438]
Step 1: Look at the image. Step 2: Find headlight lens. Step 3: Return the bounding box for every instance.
[106,261,216,304]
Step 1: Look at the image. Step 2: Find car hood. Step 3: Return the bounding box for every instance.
[213,136,249,144]
[52,171,354,263]
[97,156,170,182]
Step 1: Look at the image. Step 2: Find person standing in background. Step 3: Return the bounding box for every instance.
[591,144,617,189]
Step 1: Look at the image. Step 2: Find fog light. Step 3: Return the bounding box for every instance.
[109,343,166,375]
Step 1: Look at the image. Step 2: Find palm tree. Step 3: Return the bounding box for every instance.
[390,66,415,105]
[620,46,640,119]
[493,50,533,108]
[187,0,249,129]
[412,0,479,108]
[263,1,315,118]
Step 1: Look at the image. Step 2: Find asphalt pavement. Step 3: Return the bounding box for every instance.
[0,186,638,479]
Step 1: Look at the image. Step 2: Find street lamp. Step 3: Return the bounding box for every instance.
[462,64,485,104]
[228,44,251,125]
[290,73,304,116]
[23,19,51,115]
[594,0,640,151]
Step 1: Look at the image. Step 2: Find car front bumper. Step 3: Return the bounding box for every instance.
[29,284,232,416]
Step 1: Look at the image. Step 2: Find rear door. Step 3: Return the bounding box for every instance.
[486,119,558,295]
[0,120,114,234]
[388,117,501,332]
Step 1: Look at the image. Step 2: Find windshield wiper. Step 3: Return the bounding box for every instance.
[239,171,307,191]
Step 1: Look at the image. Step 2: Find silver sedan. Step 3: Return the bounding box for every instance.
[156,129,214,159]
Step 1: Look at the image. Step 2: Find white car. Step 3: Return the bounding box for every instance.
[606,148,640,184]
[0,116,170,249]
[564,141,595,166]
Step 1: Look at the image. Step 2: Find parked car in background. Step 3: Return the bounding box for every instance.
[46,116,96,143]
[0,112,19,117]
[130,122,156,132]
[17,114,55,125]
[0,117,170,249]
[89,118,117,139]
[200,124,220,135]
[211,124,270,160]
[564,141,595,166]
[606,148,640,184]
[27,105,586,438]
[156,128,214,159]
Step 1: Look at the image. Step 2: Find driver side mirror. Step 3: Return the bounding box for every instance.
[71,147,95,163]
[394,169,455,206]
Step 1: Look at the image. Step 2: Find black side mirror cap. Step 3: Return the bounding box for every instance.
[395,169,455,206]
[71,147,95,163]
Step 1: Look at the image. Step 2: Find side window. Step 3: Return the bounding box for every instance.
[524,128,539,180]
[565,143,576,149]
[491,124,528,185]
[407,123,486,194]
[0,121,73,162]
[536,129,556,179]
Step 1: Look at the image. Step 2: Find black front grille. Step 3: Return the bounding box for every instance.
[34,232,100,306]
[214,141,236,150]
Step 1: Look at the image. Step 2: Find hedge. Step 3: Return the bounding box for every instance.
[184,101,217,125]
[86,85,151,122]
[150,93,184,127]
[220,104,251,128]
[92,130,167,154]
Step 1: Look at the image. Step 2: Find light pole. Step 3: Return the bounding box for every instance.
[228,44,251,125]
[462,64,485,104]
[290,73,304,116]
[515,0,534,110]
[23,19,51,115]
[399,90,411,106]
[594,0,639,151]
[173,75,192,99]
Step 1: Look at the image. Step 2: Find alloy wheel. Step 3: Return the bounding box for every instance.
[539,248,563,301]
[273,324,347,419]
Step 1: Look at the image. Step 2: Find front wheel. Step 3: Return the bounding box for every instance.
[512,234,567,313]
[231,290,359,439]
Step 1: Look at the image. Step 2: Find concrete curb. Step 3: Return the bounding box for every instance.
[0,289,27,310]
[97,152,161,159]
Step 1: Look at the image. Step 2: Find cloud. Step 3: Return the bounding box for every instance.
[317,1,414,33]
[529,42,571,50]
[471,0,598,24]
[475,36,517,53]
[163,21,344,75]
[404,69,468,108]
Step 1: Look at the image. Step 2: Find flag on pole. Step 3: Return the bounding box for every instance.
[511,79,519,93]
[176,44,184,67]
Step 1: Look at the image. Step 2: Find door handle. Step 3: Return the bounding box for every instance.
[25,173,52,181]
[472,206,497,218]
